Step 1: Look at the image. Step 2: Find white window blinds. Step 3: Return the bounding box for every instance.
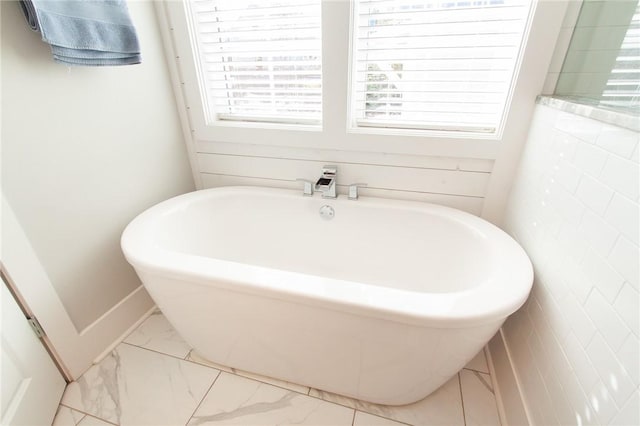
[600,2,640,113]
[351,0,533,133]
[187,0,322,125]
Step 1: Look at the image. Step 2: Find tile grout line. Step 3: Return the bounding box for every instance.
[81,412,120,426]
[458,373,467,426]
[357,410,414,426]
[121,341,193,363]
[472,370,495,395]
[55,405,87,426]
[610,280,629,308]
[303,390,411,425]
[350,408,357,426]
[462,366,491,374]
[184,370,222,426]
[58,404,118,426]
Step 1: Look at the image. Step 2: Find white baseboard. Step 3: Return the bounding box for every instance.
[73,284,155,370]
[1,196,156,380]
[80,284,152,337]
[487,329,531,426]
[92,303,157,365]
[67,285,155,378]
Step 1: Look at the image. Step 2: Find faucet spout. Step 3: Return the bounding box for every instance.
[315,165,338,199]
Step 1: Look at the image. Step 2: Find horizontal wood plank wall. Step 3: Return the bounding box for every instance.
[196,141,493,216]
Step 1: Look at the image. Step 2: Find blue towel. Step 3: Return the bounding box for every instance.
[20,0,141,66]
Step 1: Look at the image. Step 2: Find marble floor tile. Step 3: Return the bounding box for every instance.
[460,369,501,426]
[123,311,191,359]
[62,313,501,426]
[353,411,410,426]
[61,343,219,425]
[186,349,310,395]
[188,372,354,425]
[53,405,86,425]
[464,348,490,374]
[309,375,465,426]
[77,414,117,426]
[53,406,117,426]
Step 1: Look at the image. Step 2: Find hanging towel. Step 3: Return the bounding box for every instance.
[19,0,141,66]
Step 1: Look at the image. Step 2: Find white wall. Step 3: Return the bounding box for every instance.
[161,1,569,221]
[501,103,639,425]
[1,1,195,331]
[195,143,492,215]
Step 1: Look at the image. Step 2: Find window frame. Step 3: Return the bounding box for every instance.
[162,0,566,160]
[185,0,324,127]
[347,0,535,137]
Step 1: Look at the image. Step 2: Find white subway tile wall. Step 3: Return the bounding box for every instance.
[502,104,639,426]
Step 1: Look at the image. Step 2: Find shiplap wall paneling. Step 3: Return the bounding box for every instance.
[197,154,490,196]
[195,141,495,172]
[197,154,490,215]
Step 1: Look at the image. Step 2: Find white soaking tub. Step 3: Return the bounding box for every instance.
[121,186,532,405]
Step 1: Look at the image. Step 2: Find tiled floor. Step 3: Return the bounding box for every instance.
[53,311,501,426]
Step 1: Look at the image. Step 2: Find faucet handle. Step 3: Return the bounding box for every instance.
[295,178,314,196]
[348,183,368,200]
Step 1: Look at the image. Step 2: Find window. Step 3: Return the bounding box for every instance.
[186,0,322,125]
[169,0,561,156]
[350,0,533,133]
[555,0,639,114]
[600,2,640,112]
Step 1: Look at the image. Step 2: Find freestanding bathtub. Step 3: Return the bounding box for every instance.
[121,186,532,405]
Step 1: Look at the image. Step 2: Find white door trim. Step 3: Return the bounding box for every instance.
[1,272,66,426]
[1,267,73,382]
[1,196,155,379]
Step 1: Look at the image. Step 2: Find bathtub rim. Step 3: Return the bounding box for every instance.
[122,186,534,328]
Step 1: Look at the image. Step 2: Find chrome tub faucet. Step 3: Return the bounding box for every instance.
[295,178,314,196]
[315,165,337,199]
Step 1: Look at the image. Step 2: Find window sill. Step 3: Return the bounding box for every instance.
[537,96,640,132]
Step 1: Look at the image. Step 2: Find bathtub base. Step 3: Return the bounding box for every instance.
[141,271,503,406]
